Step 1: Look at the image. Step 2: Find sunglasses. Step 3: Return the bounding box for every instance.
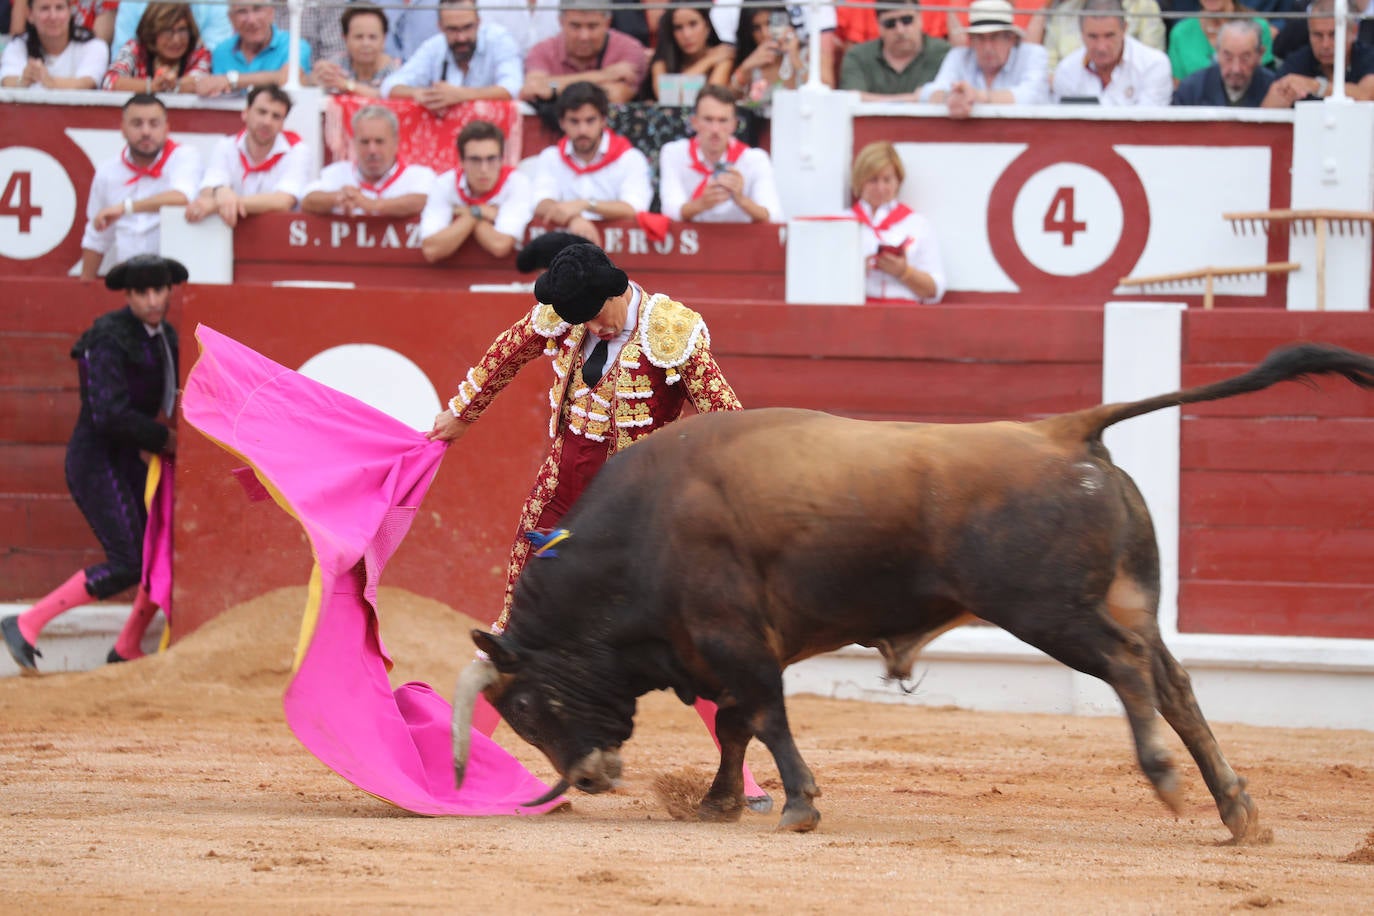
[879,13,916,28]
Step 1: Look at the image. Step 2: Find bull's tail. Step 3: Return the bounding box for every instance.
[1056,343,1374,443]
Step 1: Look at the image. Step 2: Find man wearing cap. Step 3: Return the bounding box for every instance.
[426,235,772,808]
[919,0,1049,116]
[530,80,652,247]
[4,255,185,674]
[185,85,310,229]
[80,94,202,281]
[1051,0,1171,106]
[302,105,435,217]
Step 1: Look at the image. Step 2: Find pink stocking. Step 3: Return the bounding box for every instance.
[113,586,160,660]
[693,698,767,799]
[17,570,91,644]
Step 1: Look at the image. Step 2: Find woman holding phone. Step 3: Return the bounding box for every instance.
[851,141,945,304]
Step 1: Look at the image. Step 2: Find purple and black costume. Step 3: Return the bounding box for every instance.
[68,307,177,599]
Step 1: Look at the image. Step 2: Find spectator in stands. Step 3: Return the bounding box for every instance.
[1272,0,1371,60]
[203,0,312,96]
[711,0,839,86]
[1052,0,1172,104]
[420,119,534,261]
[113,2,230,61]
[850,140,945,304]
[530,80,652,246]
[1,0,107,89]
[658,85,783,224]
[184,85,309,228]
[920,0,1050,115]
[313,3,397,96]
[477,0,559,53]
[1269,0,1374,102]
[101,2,211,93]
[1173,18,1282,104]
[728,6,808,102]
[1039,0,1165,70]
[2,254,185,675]
[381,0,522,111]
[378,0,439,62]
[521,0,649,105]
[646,0,733,101]
[947,0,1046,46]
[302,105,434,217]
[838,0,951,101]
[79,94,201,280]
[1168,0,1274,81]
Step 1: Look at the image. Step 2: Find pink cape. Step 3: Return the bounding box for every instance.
[180,324,563,816]
[142,454,174,619]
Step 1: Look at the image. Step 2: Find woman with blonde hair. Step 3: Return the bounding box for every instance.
[850,141,945,304]
[101,2,210,92]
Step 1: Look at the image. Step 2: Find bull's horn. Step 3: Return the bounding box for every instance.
[522,778,570,809]
[452,658,499,789]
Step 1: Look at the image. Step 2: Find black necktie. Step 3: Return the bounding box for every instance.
[582,338,609,386]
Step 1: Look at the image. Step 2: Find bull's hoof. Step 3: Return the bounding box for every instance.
[746,792,774,815]
[776,803,820,833]
[698,796,745,823]
[1221,790,1268,844]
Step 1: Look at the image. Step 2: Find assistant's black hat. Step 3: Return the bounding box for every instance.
[532,243,629,325]
[515,230,594,273]
[104,255,190,291]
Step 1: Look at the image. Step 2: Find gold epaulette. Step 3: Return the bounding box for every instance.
[638,294,708,371]
[530,302,570,338]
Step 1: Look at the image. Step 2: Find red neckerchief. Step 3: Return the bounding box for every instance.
[456,165,513,205]
[557,131,633,175]
[358,160,408,195]
[688,137,747,200]
[852,200,913,246]
[122,139,179,186]
[237,129,302,180]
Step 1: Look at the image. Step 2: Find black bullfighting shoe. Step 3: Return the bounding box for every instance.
[2,615,41,675]
[106,647,128,665]
[746,792,774,814]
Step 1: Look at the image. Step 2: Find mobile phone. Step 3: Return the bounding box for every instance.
[768,10,790,44]
[712,160,730,175]
[877,243,905,257]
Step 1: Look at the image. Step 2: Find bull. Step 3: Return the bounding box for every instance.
[452,342,1374,838]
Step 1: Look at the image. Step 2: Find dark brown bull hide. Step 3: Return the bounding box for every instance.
[453,342,1374,838]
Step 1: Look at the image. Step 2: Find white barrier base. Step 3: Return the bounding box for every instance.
[0,604,164,677]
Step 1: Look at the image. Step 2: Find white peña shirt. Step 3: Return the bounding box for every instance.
[303,160,437,214]
[657,138,785,224]
[81,141,202,267]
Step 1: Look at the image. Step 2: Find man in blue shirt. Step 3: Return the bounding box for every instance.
[381,0,522,114]
[203,0,313,95]
[1173,20,1281,107]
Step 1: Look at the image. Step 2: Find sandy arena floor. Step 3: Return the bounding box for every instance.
[1,587,1371,913]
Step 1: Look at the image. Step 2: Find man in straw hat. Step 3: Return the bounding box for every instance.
[919,0,1049,117]
[427,233,773,812]
[4,254,186,674]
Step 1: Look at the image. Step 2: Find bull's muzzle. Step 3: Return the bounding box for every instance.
[566,747,623,795]
[452,657,499,790]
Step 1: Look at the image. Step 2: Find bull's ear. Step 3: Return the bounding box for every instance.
[472,629,522,672]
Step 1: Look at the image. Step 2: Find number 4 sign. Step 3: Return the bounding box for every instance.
[0,147,79,260]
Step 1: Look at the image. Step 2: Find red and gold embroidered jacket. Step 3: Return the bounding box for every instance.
[447,289,741,453]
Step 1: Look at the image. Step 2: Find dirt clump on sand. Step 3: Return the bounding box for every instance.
[2,587,1373,912]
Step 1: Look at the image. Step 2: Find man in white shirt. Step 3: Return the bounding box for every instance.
[185,85,311,228]
[80,94,201,281]
[1051,0,1172,105]
[301,105,435,218]
[658,85,783,225]
[381,0,523,115]
[919,0,1049,117]
[530,80,651,247]
[420,119,535,261]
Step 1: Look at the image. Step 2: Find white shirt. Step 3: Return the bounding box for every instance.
[855,200,947,304]
[476,0,560,53]
[200,130,313,201]
[531,132,652,219]
[657,139,784,224]
[1,36,108,86]
[80,142,202,264]
[1052,36,1172,106]
[419,167,536,243]
[303,160,436,214]
[920,42,1050,105]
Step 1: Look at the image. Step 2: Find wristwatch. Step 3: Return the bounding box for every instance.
[1315,75,1330,97]
[227,70,240,90]
[586,198,599,213]
[469,204,483,221]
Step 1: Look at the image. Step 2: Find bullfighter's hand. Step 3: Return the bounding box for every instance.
[428,411,471,442]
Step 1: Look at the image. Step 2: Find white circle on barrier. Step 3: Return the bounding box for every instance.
[298,345,441,431]
[0,147,78,260]
[1011,163,1123,277]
